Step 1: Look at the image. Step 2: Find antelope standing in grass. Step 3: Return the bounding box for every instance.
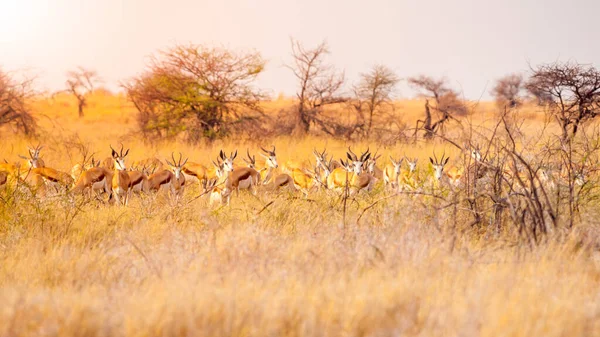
[383,156,403,190]
[71,155,100,181]
[70,166,113,199]
[219,152,261,204]
[127,164,150,195]
[244,147,279,184]
[110,145,131,205]
[365,151,383,179]
[327,148,375,195]
[429,152,451,188]
[399,156,420,191]
[165,152,188,200]
[18,144,45,169]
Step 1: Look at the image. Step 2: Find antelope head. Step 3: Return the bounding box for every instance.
[319,156,335,180]
[19,144,44,168]
[166,152,188,180]
[405,156,418,173]
[212,158,224,178]
[243,149,256,169]
[110,144,130,171]
[366,150,381,174]
[469,143,482,162]
[313,148,328,171]
[219,149,237,173]
[389,156,404,176]
[429,152,450,181]
[347,147,370,175]
[260,145,278,169]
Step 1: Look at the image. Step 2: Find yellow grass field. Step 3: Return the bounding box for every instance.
[0,92,599,336]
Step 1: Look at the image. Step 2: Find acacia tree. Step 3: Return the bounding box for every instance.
[0,69,36,135]
[287,39,345,135]
[123,44,266,142]
[526,62,600,141]
[491,73,523,108]
[408,75,466,139]
[66,67,99,118]
[352,65,399,138]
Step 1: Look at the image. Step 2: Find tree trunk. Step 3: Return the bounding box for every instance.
[423,99,433,139]
[78,98,85,118]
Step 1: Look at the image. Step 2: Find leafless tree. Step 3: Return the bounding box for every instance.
[123,43,266,142]
[65,67,99,118]
[351,65,399,138]
[491,73,523,108]
[0,69,36,135]
[408,75,466,140]
[286,38,345,135]
[526,61,600,142]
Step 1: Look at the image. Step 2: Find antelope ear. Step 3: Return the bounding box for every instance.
[219,150,225,160]
[347,153,353,161]
[444,157,450,165]
[363,153,371,162]
[399,158,404,164]
[429,157,434,164]
[124,149,129,157]
[112,149,118,158]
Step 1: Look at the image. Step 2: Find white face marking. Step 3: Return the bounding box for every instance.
[267,156,278,169]
[352,161,363,175]
[114,158,126,171]
[172,166,182,179]
[471,149,482,162]
[433,164,444,180]
[408,160,417,173]
[222,158,234,173]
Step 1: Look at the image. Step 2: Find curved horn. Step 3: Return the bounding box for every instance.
[260,146,269,154]
[347,147,357,161]
[271,145,276,155]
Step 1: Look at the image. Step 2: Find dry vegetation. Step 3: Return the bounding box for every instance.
[0,90,600,336]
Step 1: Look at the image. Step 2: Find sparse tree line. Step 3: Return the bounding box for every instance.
[1,39,600,147]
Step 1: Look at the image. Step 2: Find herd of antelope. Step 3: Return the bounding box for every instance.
[0,143,588,207]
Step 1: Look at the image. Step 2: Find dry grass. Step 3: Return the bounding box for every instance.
[0,93,599,336]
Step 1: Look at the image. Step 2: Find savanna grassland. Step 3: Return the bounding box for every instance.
[1,92,600,337]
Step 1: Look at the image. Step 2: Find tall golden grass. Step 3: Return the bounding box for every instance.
[0,92,598,336]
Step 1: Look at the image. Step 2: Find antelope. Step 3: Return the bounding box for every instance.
[182,161,216,186]
[203,178,226,206]
[71,156,100,181]
[290,159,332,197]
[18,144,45,169]
[221,164,262,204]
[327,148,375,194]
[244,147,279,184]
[265,173,296,192]
[399,156,420,191]
[127,165,150,195]
[132,157,164,173]
[109,145,131,206]
[383,156,403,190]
[258,146,278,184]
[365,151,383,179]
[25,167,74,196]
[429,152,450,187]
[70,166,113,199]
[165,152,188,200]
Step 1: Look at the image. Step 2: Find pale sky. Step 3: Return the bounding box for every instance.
[0,0,598,99]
